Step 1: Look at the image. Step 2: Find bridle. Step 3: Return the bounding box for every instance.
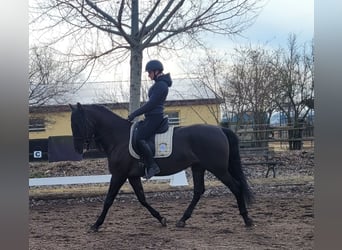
[73,110,95,151]
[72,105,125,153]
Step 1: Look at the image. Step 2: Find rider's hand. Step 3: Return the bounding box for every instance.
[128,114,135,122]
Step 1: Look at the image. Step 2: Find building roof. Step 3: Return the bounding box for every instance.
[29,98,223,114]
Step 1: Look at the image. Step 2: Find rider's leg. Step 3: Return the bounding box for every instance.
[137,139,160,179]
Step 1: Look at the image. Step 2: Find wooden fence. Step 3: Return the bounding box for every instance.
[235,124,314,150]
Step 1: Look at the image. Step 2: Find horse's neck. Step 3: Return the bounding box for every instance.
[90,109,130,149]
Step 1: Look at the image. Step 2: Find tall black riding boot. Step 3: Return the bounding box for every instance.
[138,140,160,179]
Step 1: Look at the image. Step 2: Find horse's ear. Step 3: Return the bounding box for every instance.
[77,102,83,111]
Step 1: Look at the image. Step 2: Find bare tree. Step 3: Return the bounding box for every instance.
[227,44,278,145]
[229,44,278,123]
[30,0,263,111]
[272,34,314,150]
[180,49,228,124]
[181,45,277,130]
[29,46,84,106]
[94,78,150,104]
[179,35,313,149]
[94,81,127,104]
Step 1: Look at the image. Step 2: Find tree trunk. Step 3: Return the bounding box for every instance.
[293,121,304,150]
[253,111,268,148]
[129,47,143,113]
[129,0,142,113]
[288,122,303,150]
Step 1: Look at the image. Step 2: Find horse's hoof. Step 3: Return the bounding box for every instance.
[244,218,254,228]
[88,224,99,233]
[176,220,186,228]
[160,217,167,227]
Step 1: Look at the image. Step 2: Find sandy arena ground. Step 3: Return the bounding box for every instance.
[29,150,314,249]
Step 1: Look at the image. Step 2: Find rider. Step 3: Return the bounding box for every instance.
[128,60,172,179]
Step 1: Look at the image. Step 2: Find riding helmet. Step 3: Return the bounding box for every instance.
[145,60,164,72]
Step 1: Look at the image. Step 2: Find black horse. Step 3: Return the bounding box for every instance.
[69,103,254,232]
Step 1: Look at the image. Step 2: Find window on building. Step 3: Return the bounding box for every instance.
[29,117,46,132]
[166,111,180,126]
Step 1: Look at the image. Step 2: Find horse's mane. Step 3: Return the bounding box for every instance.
[82,104,128,152]
[89,104,114,113]
[86,104,125,121]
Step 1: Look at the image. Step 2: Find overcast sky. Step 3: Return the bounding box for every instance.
[181,0,314,68]
[230,0,313,46]
[63,0,314,104]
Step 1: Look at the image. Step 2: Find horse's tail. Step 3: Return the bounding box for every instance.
[221,127,255,205]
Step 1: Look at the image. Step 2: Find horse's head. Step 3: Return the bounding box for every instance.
[69,103,94,154]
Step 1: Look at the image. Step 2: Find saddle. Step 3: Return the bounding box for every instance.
[129,117,174,159]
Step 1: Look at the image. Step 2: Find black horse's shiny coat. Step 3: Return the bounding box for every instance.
[70,103,254,232]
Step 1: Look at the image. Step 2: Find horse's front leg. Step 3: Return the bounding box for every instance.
[89,175,126,232]
[128,176,167,226]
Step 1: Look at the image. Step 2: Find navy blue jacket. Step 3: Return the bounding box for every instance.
[130,73,172,118]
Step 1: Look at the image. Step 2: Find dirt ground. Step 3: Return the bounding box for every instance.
[29,150,314,250]
[29,181,314,250]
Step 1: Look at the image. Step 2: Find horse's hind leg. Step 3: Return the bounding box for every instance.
[176,167,205,227]
[128,177,167,226]
[215,172,253,227]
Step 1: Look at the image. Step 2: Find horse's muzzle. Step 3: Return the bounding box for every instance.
[73,139,85,154]
[74,145,84,155]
